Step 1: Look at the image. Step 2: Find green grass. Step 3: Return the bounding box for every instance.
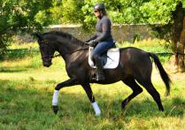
[0,41,185,130]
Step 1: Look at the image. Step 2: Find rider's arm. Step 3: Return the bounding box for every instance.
[85,34,97,42]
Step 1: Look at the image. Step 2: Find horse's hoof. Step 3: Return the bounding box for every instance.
[159,107,164,112]
[53,105,59,114]
[121,103,126,110]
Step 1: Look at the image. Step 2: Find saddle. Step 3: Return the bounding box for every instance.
[88,47,120,69]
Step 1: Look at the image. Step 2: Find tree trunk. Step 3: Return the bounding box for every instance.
[178,17,185,71]
[171,2,185,71]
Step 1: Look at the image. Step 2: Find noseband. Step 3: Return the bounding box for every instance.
[39,40,55,61]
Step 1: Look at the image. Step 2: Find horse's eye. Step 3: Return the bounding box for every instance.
[40,44,46,49]
[39,46,44,50]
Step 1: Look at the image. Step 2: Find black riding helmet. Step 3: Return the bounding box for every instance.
[94,3,106,12]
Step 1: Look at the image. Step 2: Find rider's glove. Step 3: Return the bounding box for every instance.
[87,40,97,47]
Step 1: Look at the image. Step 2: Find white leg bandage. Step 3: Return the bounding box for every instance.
[52,90,59,106]
[92,102,101,116]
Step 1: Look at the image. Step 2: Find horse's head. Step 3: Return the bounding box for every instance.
[34,32,55,67]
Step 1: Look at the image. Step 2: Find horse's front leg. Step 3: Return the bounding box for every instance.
[82,84,101,116]
[52,77,78,114]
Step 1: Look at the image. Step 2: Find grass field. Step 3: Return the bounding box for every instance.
[0,40,185,130]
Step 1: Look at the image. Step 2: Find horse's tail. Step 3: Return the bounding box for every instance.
[148,53,171,96]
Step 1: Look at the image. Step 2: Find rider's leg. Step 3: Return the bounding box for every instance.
[92,41,114,81]
[93,54,105,81]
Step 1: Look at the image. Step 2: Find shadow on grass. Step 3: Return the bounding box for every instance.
[0,79,184,118]
[121,97,184,118]
[1,48,39,61]
[0,80,184,129]
[55,91,185,119]
[0,67,27,73]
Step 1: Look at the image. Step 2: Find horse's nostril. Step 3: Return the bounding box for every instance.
[43,62,52,67]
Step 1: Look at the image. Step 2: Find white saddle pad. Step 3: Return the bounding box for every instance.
[88,47,120,69]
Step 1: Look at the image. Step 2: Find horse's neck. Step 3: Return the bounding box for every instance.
[57,42,86,61]
[60,48,88,67]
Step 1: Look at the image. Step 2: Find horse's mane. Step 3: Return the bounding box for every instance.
[44,31,86,46]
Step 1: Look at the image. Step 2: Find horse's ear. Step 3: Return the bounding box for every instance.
[33,32,43,41]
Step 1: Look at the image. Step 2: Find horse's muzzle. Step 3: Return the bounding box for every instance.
[43,61,52,67]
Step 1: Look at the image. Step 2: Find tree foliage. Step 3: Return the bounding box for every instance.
[0,0,53,58]
[56,0,184,32]
[81,0,151,30]
[140,0,185,40]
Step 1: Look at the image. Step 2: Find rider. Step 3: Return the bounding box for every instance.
[86,3,115,81]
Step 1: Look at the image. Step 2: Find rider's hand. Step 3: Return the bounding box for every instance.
[87,40,96,47]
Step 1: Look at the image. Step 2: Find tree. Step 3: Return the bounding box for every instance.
[0,0,54,59]
[170,2,185,71]
[140,0,185,71]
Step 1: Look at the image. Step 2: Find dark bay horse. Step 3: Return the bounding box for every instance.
[35,31,171,116]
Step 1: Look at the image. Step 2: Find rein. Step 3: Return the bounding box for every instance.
[52,46,89,58]
[63,46,89,56]
[154,52,185,56]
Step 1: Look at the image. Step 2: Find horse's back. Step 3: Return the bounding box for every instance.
[119,47,152,76]
[120,47,150,62]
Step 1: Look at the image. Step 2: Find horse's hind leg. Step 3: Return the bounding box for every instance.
[121,77,143,109]
[137,78,164,111]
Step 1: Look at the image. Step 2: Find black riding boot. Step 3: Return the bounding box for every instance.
[95,56,105,81]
